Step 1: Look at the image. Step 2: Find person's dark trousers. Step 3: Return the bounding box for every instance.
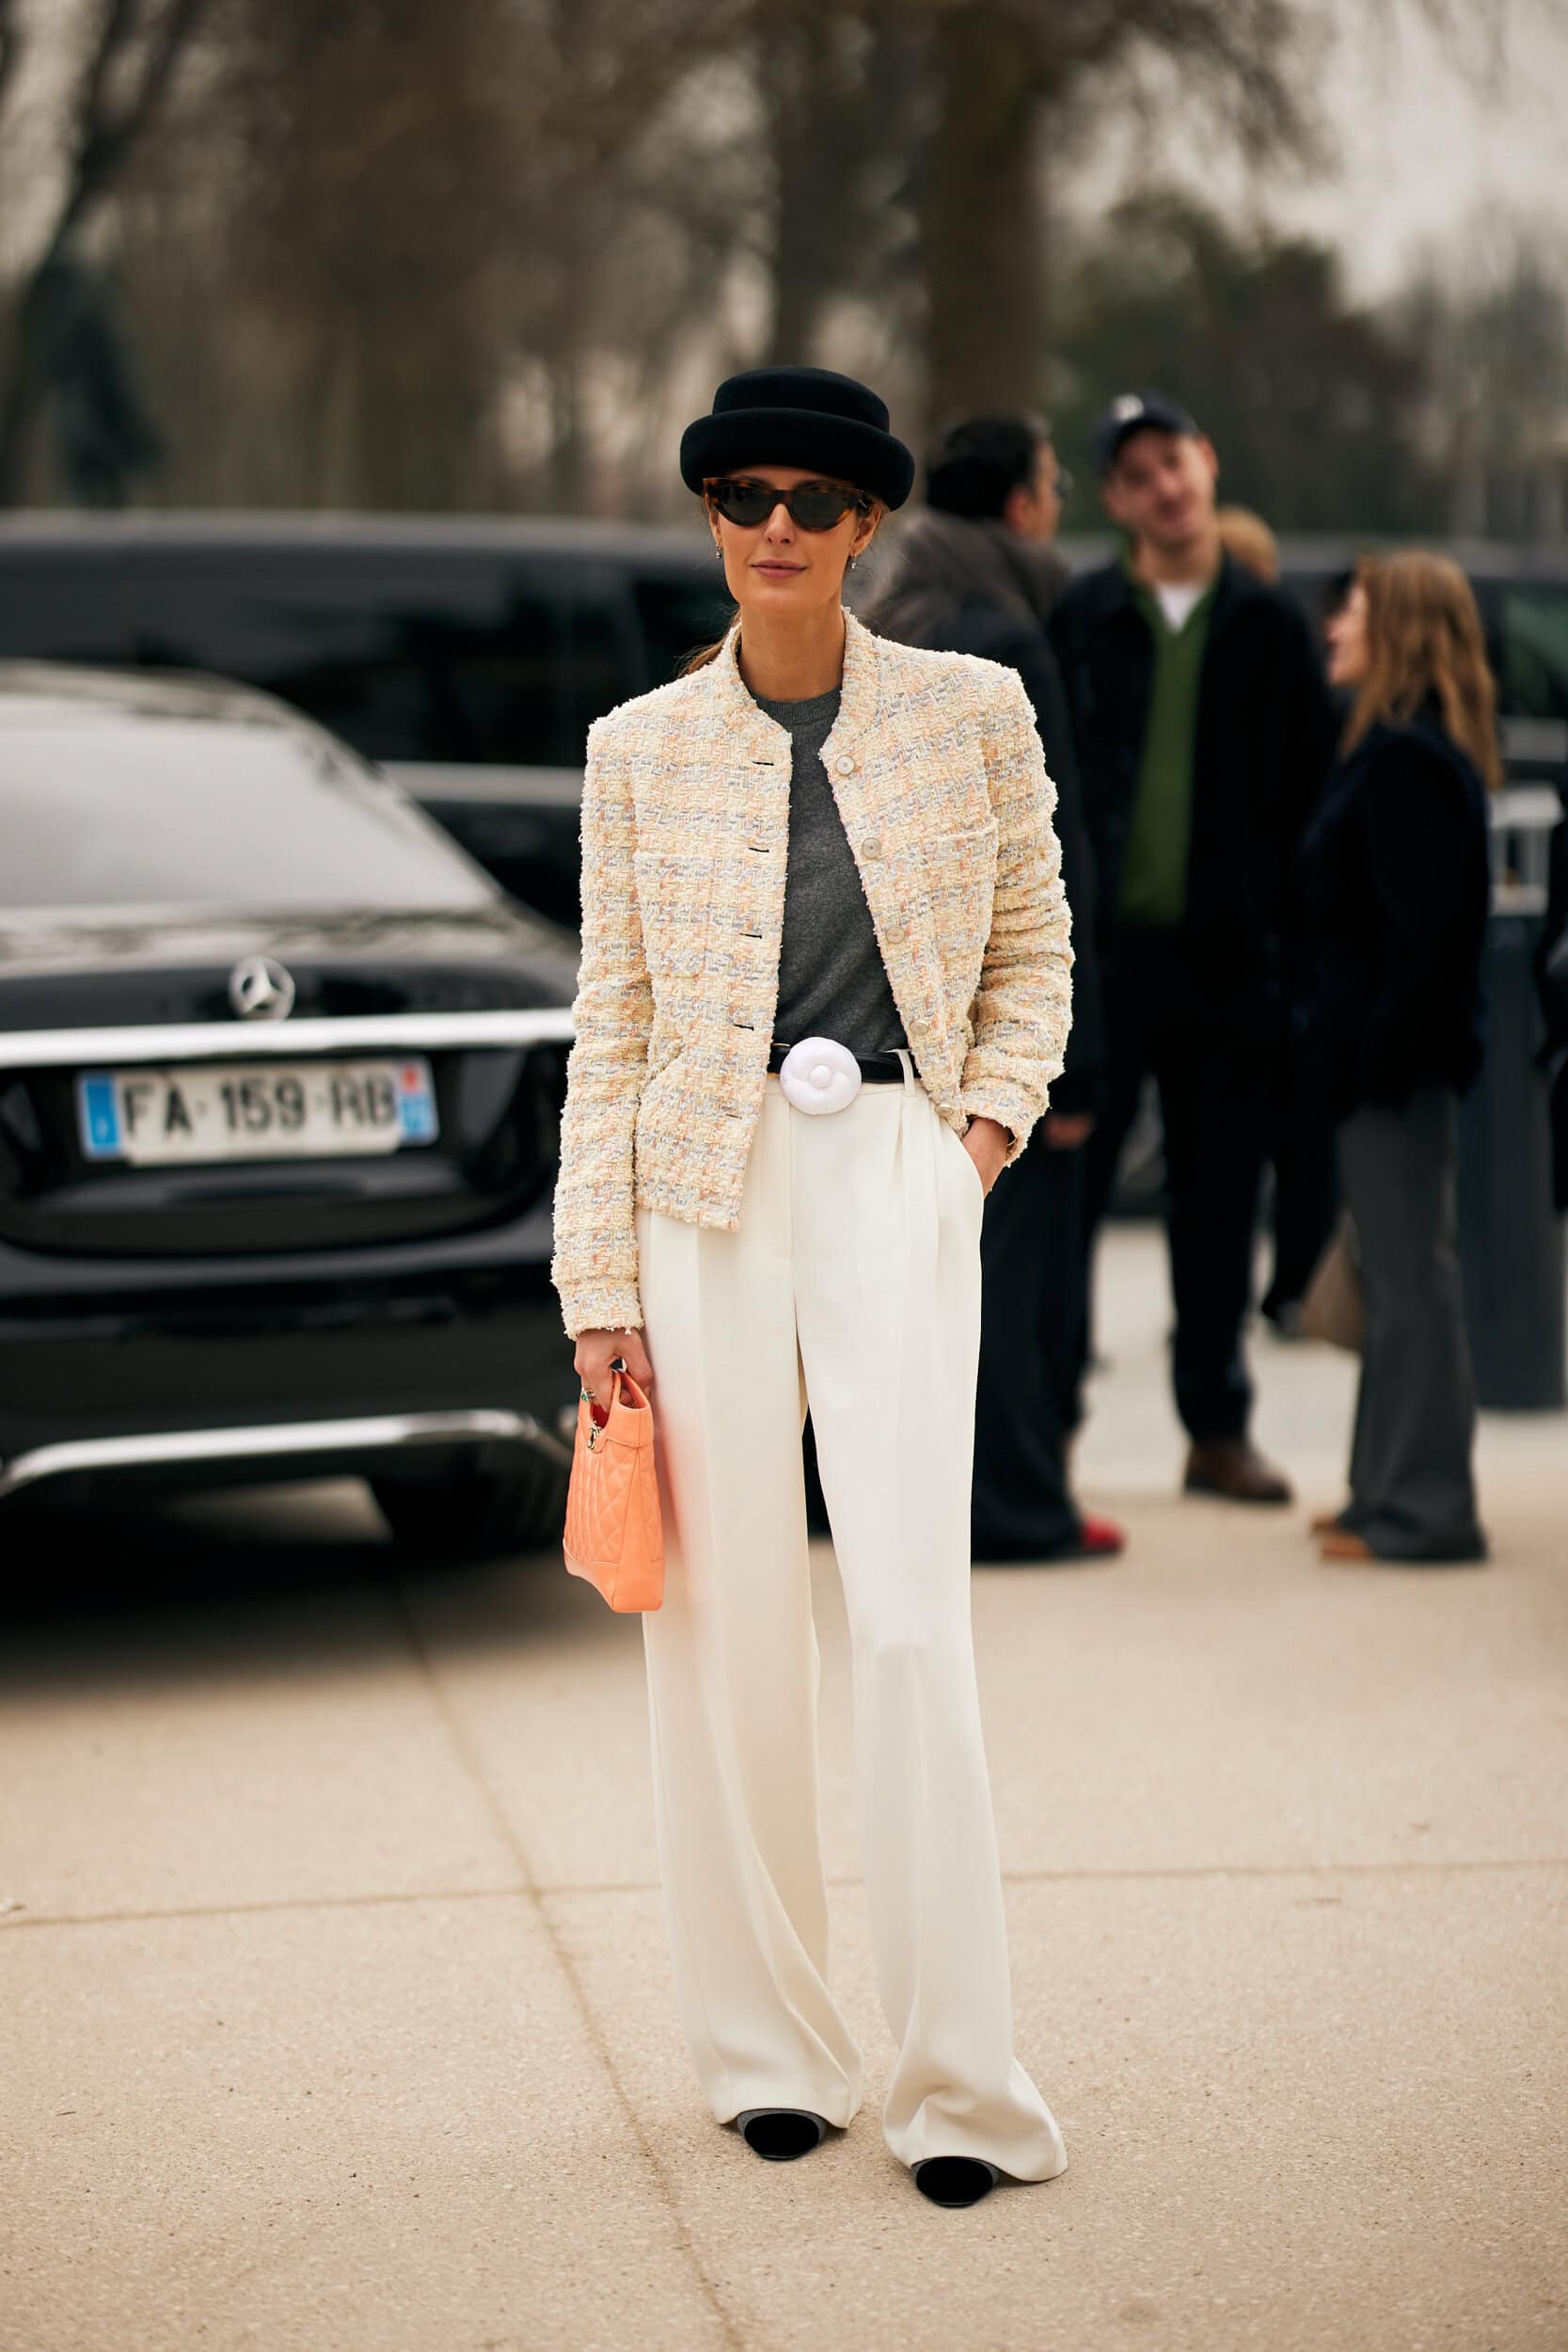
[1261,1078,1339,1321]
[1078,927,1272,1442]
[971,1132,1086,1559]
[1337,1089,1486,1561]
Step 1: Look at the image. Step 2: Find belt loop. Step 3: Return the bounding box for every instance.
[894,1048,915,1091]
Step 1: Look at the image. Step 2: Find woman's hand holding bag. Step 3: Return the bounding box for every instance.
[562,1367,665,1612]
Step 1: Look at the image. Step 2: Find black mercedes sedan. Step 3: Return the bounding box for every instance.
[0,661,580,1553]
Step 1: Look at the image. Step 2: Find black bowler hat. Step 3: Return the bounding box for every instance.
[680,366,916,510]
[1090,389,1200,478]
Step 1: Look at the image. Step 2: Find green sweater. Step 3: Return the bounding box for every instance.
[1117,573,1216,927]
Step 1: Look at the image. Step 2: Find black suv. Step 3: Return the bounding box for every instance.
[0,513,733,930]
[0,661,580,1553]
[0,517,1563,925]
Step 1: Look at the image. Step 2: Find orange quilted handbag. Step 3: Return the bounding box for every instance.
[562,1369,665,1612]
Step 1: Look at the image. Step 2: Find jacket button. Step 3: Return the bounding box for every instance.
[861,836,882,861]
[835,753,856,776]
[883,918,905,943]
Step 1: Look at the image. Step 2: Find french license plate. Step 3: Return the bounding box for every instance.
[76,1059,439,1166]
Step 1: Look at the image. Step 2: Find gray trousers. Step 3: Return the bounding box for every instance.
[1338,1090,1487,1561]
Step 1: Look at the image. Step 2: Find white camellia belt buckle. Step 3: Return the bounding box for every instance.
[777,1036,862,1116]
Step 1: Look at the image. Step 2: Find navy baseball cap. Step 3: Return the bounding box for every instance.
[1090,390,1200,478]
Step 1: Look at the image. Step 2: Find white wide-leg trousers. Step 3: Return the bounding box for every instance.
[633,1061,1068,2180]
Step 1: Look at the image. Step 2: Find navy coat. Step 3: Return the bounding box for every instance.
[914,600,1105,1115]
[1293,707,1492,1119]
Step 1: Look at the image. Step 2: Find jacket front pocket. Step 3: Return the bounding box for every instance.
[633,850,714,980]
[919,814,999,958]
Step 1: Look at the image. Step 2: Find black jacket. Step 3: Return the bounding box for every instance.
[1048,553,1338,1003]
[1535,787,1568,1208]
[910,599,1106,1113]
[1293,707,1492,1119]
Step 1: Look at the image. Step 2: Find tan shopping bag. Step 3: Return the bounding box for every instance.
[1300,1213,1367,1354]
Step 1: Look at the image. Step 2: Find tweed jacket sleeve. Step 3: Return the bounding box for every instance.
[958,665,1074,1156]
[549,622,1075,1340]
[550,714,653,1340]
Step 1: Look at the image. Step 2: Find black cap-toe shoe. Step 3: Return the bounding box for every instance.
[912,2155,1000,2207]
[736,2108,831,2161]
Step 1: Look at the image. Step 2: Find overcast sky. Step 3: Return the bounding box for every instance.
[1075,0,1568,295]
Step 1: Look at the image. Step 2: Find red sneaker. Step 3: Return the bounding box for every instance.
[1076,1513,1126,1557]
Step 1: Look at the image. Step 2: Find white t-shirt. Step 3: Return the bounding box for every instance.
[1153,580,1208,633]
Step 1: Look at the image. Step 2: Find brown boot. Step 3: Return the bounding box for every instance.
[1319,1528,1376,1562]
[1183,1438,1293,1505]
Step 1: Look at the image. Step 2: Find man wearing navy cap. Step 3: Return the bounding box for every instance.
[1050,392,1338,1503]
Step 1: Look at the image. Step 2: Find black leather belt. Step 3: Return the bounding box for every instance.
[767,1043,905,1084]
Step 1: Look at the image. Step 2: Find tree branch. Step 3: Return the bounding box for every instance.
[0,0,24,125]
[56,0,214,252]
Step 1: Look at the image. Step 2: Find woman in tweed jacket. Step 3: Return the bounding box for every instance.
[553,367,1073,2210]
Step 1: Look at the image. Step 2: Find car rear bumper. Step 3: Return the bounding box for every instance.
[0,1240,574,1500]
[0,1406,569,1503]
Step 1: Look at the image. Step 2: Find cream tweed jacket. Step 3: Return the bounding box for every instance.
[551,610,1073,1339]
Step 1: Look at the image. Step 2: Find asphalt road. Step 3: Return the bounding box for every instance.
[3,1225,1565,2352]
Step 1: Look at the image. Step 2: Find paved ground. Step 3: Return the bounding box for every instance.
[3,1224,1565,2352]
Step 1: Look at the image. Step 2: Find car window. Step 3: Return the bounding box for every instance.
[389,581,566,765]
[0,706,494,912]
[563,579,641,755]
[0,545,724,765]
[128,559,570,767]
[0,559,145,666]
[634,572,736,691]
[1498,588,1568,722]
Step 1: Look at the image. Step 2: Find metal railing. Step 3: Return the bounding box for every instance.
[1491,784,1562,915]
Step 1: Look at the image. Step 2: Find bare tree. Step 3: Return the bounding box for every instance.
[1395,224,1568,541]
[747,4,923,364]
[513,0,752,509]
[0,0,24,122]
[0,0,213,500]
[8,0,1556,520]
[743,0,1524,433]
[883,0,1317,426]
[182,0,753,513]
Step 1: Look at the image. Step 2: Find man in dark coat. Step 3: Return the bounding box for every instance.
[865,414,1122,1562]
[1537,783,1568,1212]
[1050,392,1339,1503]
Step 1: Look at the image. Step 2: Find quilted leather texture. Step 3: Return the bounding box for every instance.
[562,1372,665,1612]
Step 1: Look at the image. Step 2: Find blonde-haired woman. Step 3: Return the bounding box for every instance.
[1298,551,1497,1564]
[551,368,1073,2205]
[1214,504,1280,583]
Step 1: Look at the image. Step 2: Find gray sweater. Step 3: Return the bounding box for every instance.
[752,686,908,1057]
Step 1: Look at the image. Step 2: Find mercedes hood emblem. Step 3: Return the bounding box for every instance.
[229,956,297,1022]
